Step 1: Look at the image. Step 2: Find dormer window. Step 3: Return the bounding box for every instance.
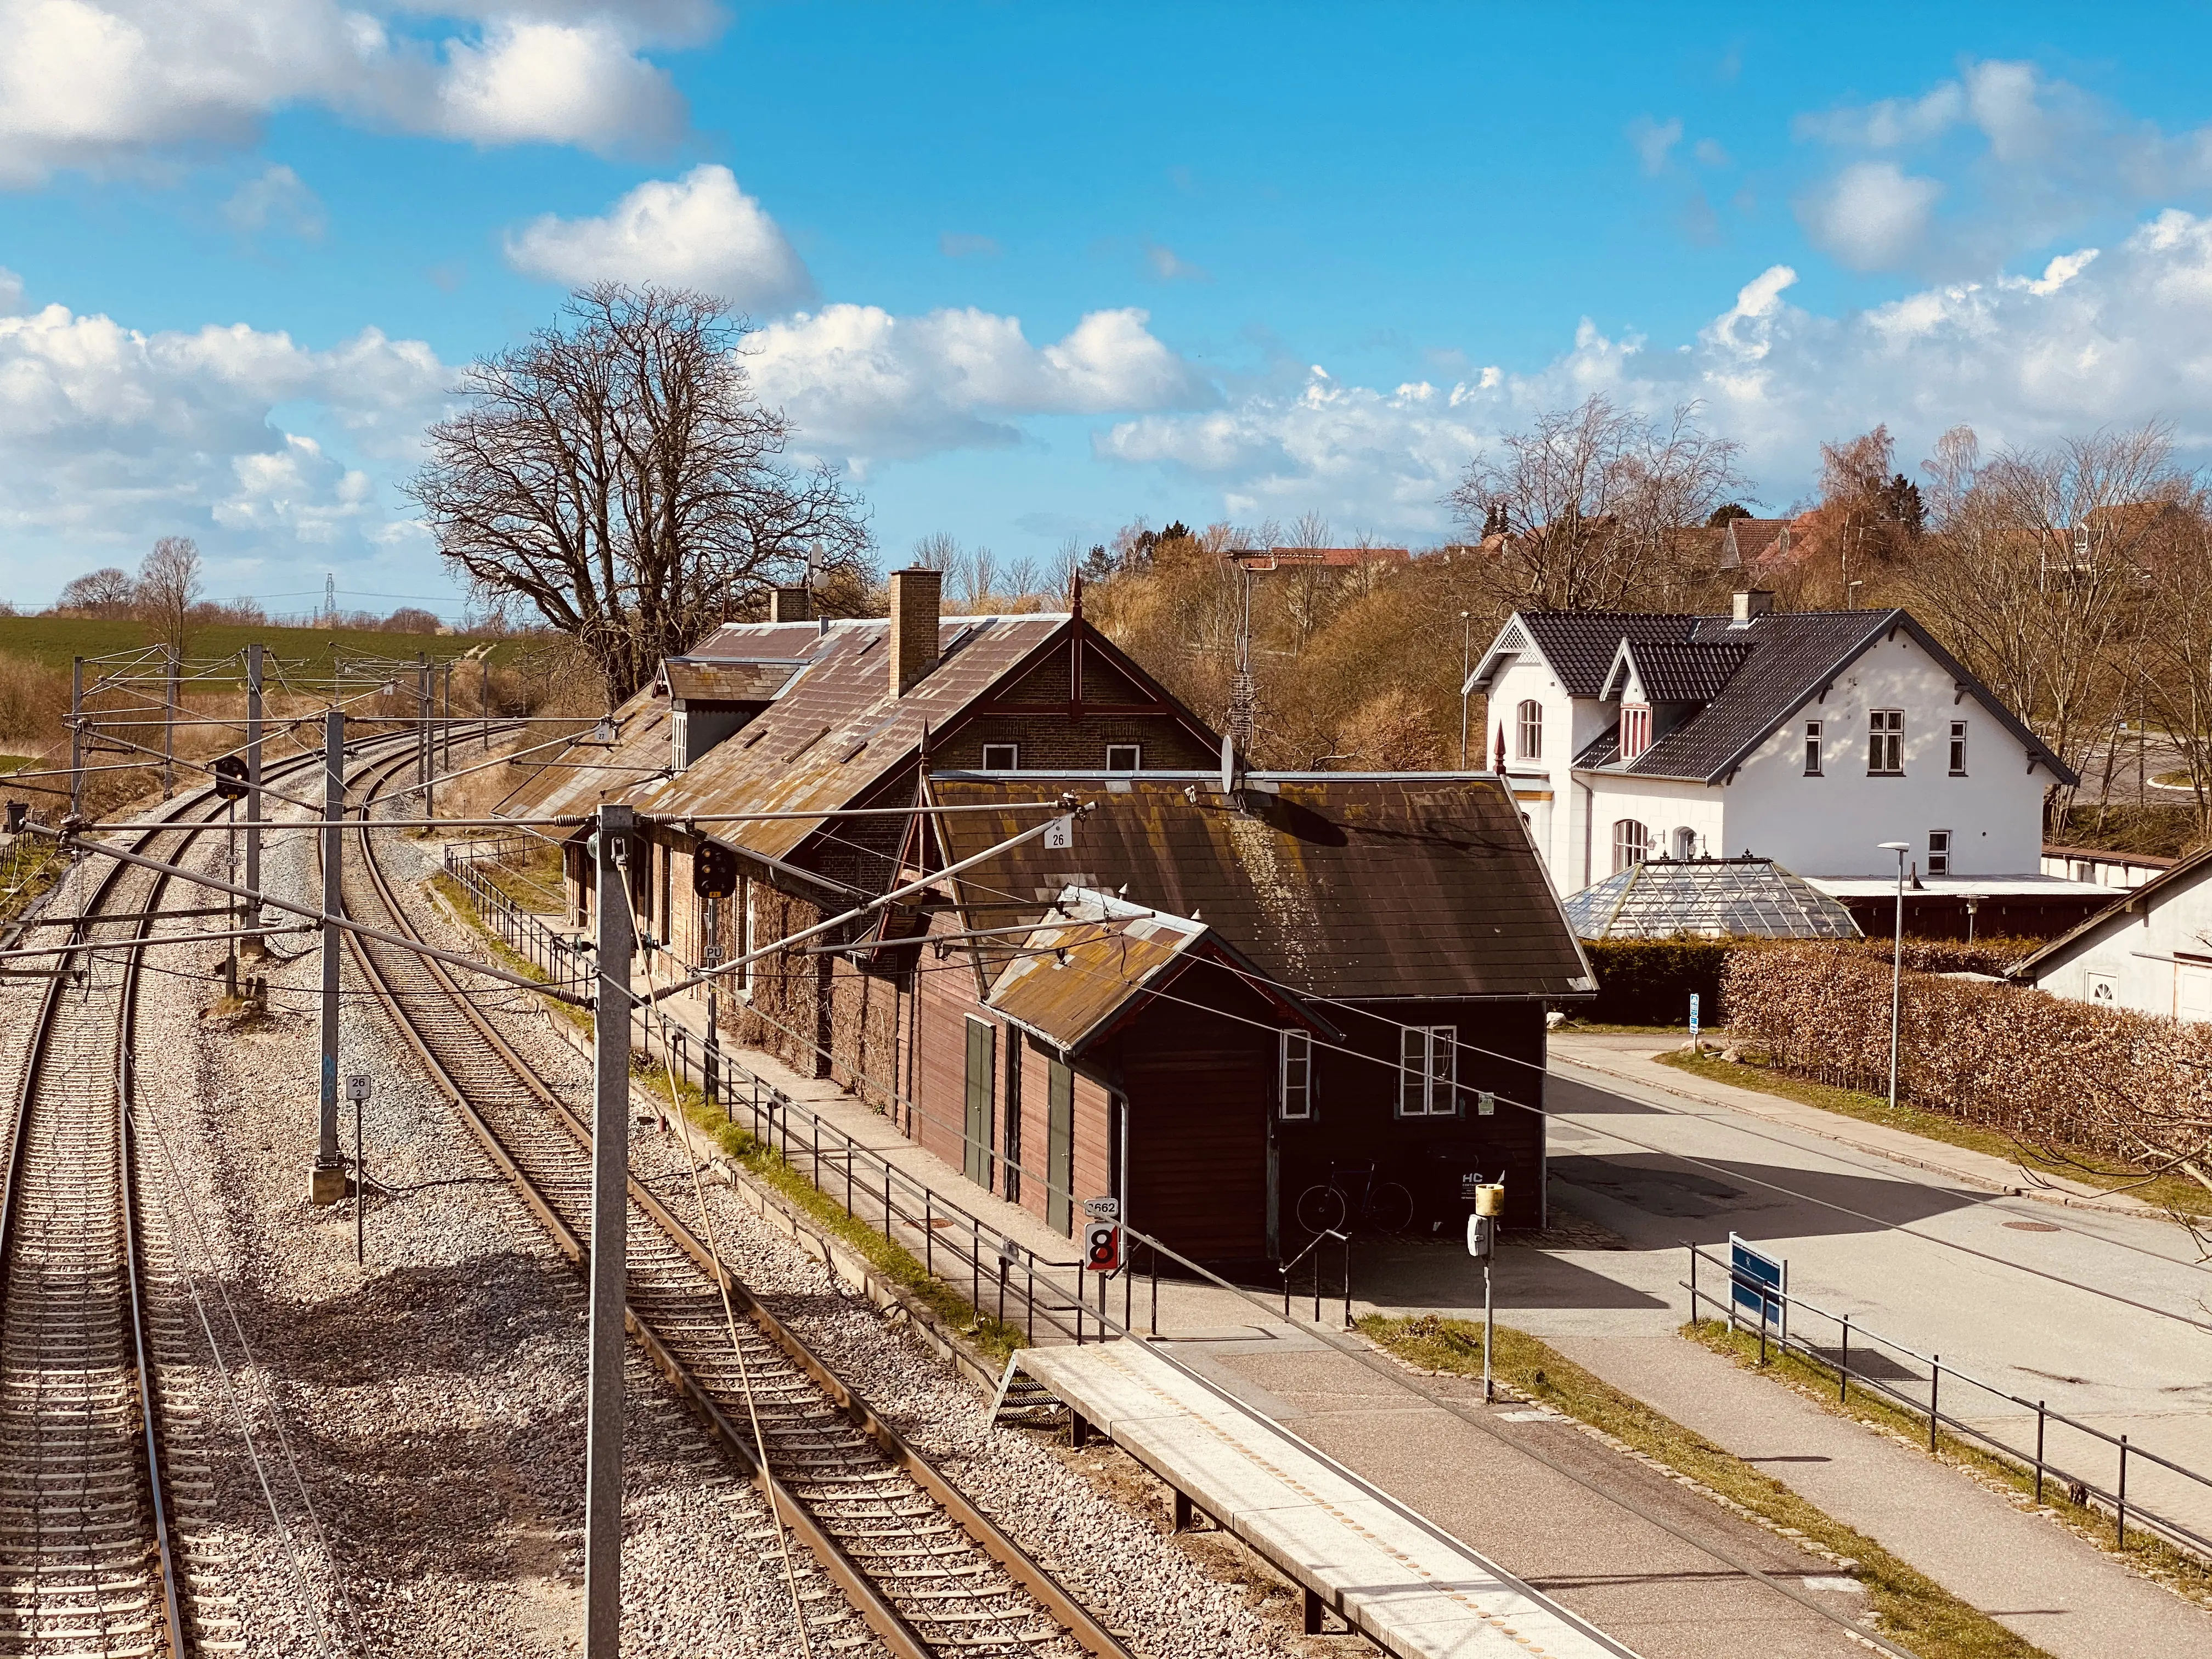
[1620,704,1652,761]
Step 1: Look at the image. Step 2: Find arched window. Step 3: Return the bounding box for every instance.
[1671,826,1697,861]
[1516,699,1543,760]
[1611,819,1650,873]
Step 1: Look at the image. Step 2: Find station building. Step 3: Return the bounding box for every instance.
[498,570,1591,1268]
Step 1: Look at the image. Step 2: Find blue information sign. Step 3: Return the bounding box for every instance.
[1689,992,1700,1037]
[1729,1232,1787,1338]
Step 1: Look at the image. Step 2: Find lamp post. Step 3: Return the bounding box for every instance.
[1459,611,1472,770]
[1879,841,1910,1112]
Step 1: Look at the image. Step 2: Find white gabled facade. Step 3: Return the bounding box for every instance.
[1471,600,2060,894]
[2017,855,2212,1022]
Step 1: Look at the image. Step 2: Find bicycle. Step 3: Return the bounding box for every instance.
[1294,1161,1414,1237]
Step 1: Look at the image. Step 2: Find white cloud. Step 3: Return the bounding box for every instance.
[0,292,448,582]
[1801,161,1945,270]
[1094,211,2212,536]
[0,1,698,184]
[1143,241,1209,282]
[747,303,1211,470]
[222,163,324,239]
[1627,115,1683,176]
[0,267,21,313]
[504,166,812,310]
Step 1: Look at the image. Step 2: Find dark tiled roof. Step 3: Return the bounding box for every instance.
[1613,639,1756,704]
[929,775,1593,1001]
[1512,612,1700,697]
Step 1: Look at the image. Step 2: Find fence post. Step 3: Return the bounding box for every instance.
[1026,1257,1036,1345]
[1689,1244,1697,1322]
[1839,1316,1849,1404]
[2035,1403,2046,1504]
[1758,1293,1769,1366]
[971,1215,980,1316]
[1342,1233,1352,1331]
[812,1114,820,1188]
[1151,1246,1160,1338]
[924,1190,932,1274]
[1929,1357,1940,1453]
[884,1166,893,1243]
[2118,1436,2129,1548]
[845,1131,853,1217]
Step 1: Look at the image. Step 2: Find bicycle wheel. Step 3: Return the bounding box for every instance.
[1367,1181,1415,1235]
[1294,1183,1348,1235]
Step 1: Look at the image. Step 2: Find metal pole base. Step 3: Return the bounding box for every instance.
[309,1164,351,1205]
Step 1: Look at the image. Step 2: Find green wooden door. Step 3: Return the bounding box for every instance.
[963,1018,995,1187]
[1046,1059,1074,1235]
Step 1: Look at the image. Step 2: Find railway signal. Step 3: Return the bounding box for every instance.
[1,800,24,849]
[211,755,249,800]
[693,841,738,898]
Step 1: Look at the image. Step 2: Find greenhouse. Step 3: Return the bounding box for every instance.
[1562,855,1863,941]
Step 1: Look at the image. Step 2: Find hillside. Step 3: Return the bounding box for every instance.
[0,616,522,679]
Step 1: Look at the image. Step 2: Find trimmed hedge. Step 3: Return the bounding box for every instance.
[1721,940,2212,1163]
[1581,939,1739,1025]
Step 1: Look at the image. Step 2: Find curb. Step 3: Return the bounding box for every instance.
[1551,1050,2162,1222]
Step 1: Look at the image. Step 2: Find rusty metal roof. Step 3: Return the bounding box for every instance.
[657,657,808,704]
[932,774,1595,1001]
[496,700,673,824]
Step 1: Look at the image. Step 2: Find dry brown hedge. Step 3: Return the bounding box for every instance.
[1722,941,2212,1164]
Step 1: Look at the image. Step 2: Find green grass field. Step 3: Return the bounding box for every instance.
[0,616,524,680]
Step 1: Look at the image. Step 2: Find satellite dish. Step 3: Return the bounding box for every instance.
[1220,733,1236,796]
[806,540,828,592]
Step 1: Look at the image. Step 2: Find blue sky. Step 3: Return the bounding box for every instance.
[9,4,2212,618]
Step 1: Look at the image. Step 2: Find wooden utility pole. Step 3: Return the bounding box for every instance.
[162,647,178,798]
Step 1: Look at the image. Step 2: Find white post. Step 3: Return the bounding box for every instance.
[1881,840,1909,1111]
[584,802,634,1659]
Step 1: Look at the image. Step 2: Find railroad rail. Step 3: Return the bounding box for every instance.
[0,736,370,1657]
[338,748,1135,1658]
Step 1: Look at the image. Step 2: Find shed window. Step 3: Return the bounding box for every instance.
[1516,699,1543,760]
[1398,1026,1458,1117]
[1804,720,1823,776]
[981,742,1019,770]
[1949,720,1968,775]
[1927,830,1951,876]
[1869,709,1904,775]
[1611,819,1650,874]
[1105,743,1141,771]
[1620,704,1652,761]
[1278,1030,1313,1120]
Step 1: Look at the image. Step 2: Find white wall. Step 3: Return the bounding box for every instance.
[2030,879,2212,1022]
[1723,630,2047,878]
[1585,776,1725,873]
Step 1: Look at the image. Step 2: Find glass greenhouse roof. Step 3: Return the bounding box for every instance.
[1562,856,1863,941]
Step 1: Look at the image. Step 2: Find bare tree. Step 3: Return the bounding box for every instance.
[56,567,137,619]
[910,532,960,572]
[955,545,999,610]
[405,283,871,707]
[1001,555,1042,601]
[1052,536,1085,600]
[1909,422,2195,817]
[1446,396,1746,610]
[136,537,202,659]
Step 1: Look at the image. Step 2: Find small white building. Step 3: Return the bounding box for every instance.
[2014,851,2212,1020]
[1466,592,2076,896]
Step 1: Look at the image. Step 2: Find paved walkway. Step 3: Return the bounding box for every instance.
[630,997,2212,1657]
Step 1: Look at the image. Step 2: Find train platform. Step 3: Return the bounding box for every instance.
[1013,1338,1641,1659]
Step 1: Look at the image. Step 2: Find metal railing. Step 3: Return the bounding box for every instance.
[1279,1227,1351,1328]
[1688,1241,2212,1562]
[620,991,1188,1351]
[441,839,584,992]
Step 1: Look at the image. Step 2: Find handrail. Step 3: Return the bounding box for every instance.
[1686,1239,2212,1562]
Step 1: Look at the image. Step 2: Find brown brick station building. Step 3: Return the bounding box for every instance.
[499,568,1592,1270]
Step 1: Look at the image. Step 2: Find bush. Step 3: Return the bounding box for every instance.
[1721,941,2212,1164]
[1581,939,1741,1024]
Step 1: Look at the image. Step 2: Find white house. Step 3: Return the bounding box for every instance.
[1466,592,2079,902]
[2014,851,2212,1021]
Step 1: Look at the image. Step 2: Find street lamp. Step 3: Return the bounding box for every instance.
[1459,611,1473,770]
[1878,841,1910,1112]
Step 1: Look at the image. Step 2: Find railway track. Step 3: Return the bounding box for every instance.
[338,749,1136,1659]
[0,736,369,1658]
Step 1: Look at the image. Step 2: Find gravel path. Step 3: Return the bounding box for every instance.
[111,783,1317,1659]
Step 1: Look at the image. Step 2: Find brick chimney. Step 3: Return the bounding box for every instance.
[888,568,941,697]
[769,585,812,623]
[1732,588,1776,623]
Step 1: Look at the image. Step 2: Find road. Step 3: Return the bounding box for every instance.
[1351,1033,2212,1554]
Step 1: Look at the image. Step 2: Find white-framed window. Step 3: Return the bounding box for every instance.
[2087,972,2117,1005]
[1671,826,1697,861]
[1516,699,1543,760]
[1949,720,1968,776]
[1105,743,1141,771]
[1398,1025,1458,1117]
[1868,709,1904,775]
[1619,704,1652,761]
[1927,830,1951,876]
[1804,720,1823,776]
[1278,1030,1313,1120]
[1611,819,1650,874]
[981,742,1019,770]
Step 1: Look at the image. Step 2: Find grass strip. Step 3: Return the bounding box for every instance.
[1685,1318,2212,1604]
[428,866,1026,1365]
[1657,1049,2212,1220]
[1360,1313,2053,1659]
